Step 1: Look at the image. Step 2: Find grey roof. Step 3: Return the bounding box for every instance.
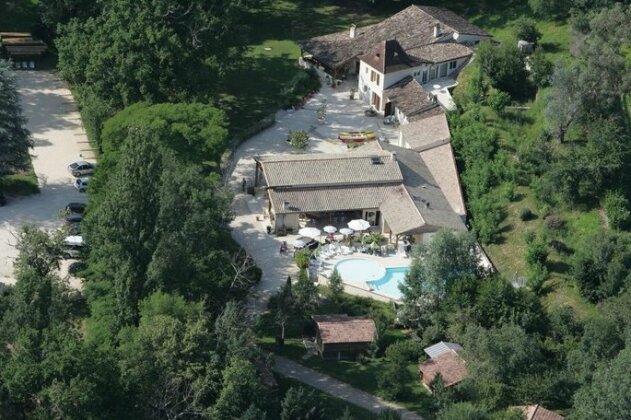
[381,143,466,233]
[299,5,489,69]
[407,42,472,64]
[269,184,395,214]
[400,111,451,151]
[424,341,463,358]
[263,143,466,233]
[258,152,402,188]
[385,76,439,119]
[420,143,466,217]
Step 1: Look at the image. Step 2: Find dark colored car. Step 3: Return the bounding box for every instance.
[65,213,83,224]
[0,191,5,207]
[65,202,87,214]
[68,261,87,275]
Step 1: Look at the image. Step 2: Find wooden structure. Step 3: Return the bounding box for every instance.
[0,32,47,67]
[418,347,467,392]
[312,314,376,360]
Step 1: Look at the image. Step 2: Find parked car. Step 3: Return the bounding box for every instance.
[74,176,90,192]
[68,261,87,275]
[67,161,96,177]
[62,235,84,259]
[64,202,87,214]
[65,213,83,224]
[0,191,6,207]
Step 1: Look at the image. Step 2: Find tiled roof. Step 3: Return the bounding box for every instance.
[299,5,489,69]
[358,40,422,74]
[269,184,396,214]
[385,76,439,119]
[517,405,565,420]
[258,152,402,188]
[382,143,467,233]
[400,112,451,152]
[407,42,473,64]
[423,341,463,358]
[419,143,467,217]
[313,315,376,344]
[419,350,467,388]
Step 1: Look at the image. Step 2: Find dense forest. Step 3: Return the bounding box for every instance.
[1,0,631,418]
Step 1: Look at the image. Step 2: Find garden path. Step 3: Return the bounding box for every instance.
[273,355,423,420]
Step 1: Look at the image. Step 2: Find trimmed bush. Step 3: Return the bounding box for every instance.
[603,190,631,230]
[294,249,311,269]
[288,130,310,150]
[544,214,565,231]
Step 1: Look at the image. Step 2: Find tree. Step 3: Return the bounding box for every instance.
[214,301,258,362]
[328,268,344,302]
[487,90,511,114]
[293,268,319,315]
[514,17,542,43]
[288,130,310,150]
[0,60,33,176]
[570,231,631,302]
[400,230,480,311]
[602,190,631,230]
[280,386,327,420]
[437,402,490,420]
[212,358,266,419]
[573,347,631,419]
[377,361,408,400]
[529,50,553,88]
[528,0,571,18]
[477,41,528,97]
[272,276,294,341]
[545,63,583,143]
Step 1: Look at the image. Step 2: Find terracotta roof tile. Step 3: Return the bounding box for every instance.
[419,350,467,387]
[517,405,565,420]
[313,315,376,344]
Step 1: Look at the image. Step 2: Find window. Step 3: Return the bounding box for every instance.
[449,60,457,70]
[429,66,437,80]
[370,70,380,84]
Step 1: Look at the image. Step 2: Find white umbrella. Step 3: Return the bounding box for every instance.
[348,219,370,231]
[298,227,321,238]
[323,225,337,233]
[339,228,354,235]
[292,239,307,248]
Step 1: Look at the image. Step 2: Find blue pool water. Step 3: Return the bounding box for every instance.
[334,258,408,300]
[366,267,408,300]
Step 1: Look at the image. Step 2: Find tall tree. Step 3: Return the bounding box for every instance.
[0,60,32,176]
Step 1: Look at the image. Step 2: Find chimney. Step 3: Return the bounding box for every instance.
[390,152,397,162]
[350,24,357,39]
[433,23,440,38]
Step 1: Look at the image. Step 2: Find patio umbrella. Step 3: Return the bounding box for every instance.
[323,225,337,233]
[348,219,370,231]
[292,239,307,248]
[298,227,321,238]
[339,228,354,235]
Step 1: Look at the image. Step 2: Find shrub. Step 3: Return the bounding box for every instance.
[294,249,311,269]
[385,339,423,364]
[528,262,548,294]
[281,68,321,107]
[288,130,310,150]
[328,268,344,302]
[518,208,533,221]
[477,41,528,97]
[544,214,565,231]
[525,239,548,268]
[603,190,631,230]
[487,90,511,114]
[377,362,408,400]
[515,17,542,43]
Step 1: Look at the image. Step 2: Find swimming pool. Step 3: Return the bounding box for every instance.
[334,258,408,301]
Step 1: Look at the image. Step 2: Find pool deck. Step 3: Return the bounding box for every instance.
[317,252,411,304]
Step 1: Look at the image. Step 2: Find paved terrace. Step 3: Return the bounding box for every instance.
[228,76,399,314]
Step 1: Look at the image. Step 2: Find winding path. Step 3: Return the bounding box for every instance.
[273,355,423,420]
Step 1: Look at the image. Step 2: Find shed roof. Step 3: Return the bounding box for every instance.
[400,111,451,151]
[423,341,463,358]
[419,143,466,217]
[516,405,565,420]
[313,315,376,344]
[419,350,467,388]
[258,151,402,188]
[299,5,489,69]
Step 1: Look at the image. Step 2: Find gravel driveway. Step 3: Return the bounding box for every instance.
[0,71,95,288]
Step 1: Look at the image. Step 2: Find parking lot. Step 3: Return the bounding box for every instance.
[0,71,95,288]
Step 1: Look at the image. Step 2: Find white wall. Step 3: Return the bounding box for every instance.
[358,60,385,109]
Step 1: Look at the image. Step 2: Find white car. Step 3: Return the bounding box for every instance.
[62,235,84,259]
[67,160,96,177]
[74,176,90,192]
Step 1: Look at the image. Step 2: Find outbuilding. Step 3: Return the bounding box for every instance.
[312,314,376,360]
